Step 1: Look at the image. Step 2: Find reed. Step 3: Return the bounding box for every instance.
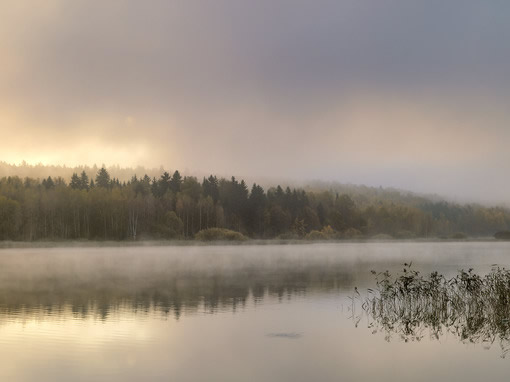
[359,264,510,357]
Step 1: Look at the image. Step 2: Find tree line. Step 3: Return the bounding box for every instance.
[0,167,508,241]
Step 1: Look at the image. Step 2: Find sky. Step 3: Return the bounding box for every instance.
[1,1,510,203]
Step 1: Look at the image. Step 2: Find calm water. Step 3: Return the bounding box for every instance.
[1,242,510,381]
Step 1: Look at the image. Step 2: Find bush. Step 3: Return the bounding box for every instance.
[153,211,183,239]
[450,232,467,240]
[342,228,363,239]
[495,231,510,241]
[321,225,336,239]
[195,228,248,241]
[305,230,328,241]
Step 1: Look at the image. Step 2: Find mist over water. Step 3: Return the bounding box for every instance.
[0,243,503,317]
[1,243,510,381]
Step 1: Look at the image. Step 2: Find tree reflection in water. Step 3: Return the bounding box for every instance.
[0,259,353,322]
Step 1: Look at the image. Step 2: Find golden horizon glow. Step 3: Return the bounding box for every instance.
[1,0,510,202]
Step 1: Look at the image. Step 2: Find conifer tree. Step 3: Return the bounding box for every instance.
[70,173,81,190]
[80,171,89,190]
[95,167,110,188]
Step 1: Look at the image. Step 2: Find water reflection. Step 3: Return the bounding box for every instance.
[3,244,510,381]
[0,246,356,322]
[358,265,510,357]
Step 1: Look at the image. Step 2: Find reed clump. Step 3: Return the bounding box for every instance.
[361,264,510,357]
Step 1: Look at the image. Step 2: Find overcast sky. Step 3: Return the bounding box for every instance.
[1,1,510,203]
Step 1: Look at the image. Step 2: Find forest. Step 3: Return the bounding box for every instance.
[0,167,509,241]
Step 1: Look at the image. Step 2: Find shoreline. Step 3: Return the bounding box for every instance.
[0,237,503,249]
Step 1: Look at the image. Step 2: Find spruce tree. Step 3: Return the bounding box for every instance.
[70,173,81,189]
[170,170,182,193]
[80,171,89,190]
[95,167,110,188]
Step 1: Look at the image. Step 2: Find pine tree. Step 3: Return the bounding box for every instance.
[80,171,89,190]
[95,167,110,188]
[42,176,55,189]
[70,173,81,190]
[169,170,182,193]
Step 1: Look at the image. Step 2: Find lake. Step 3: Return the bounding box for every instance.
[1,242,510,381]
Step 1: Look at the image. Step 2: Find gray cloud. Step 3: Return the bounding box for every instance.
[1,1,510,203]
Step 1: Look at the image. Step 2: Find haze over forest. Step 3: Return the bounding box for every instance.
[0,161,444,201]
[2,1,510,205]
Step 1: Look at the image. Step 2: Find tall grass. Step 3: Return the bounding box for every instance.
[359,264,510,357]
